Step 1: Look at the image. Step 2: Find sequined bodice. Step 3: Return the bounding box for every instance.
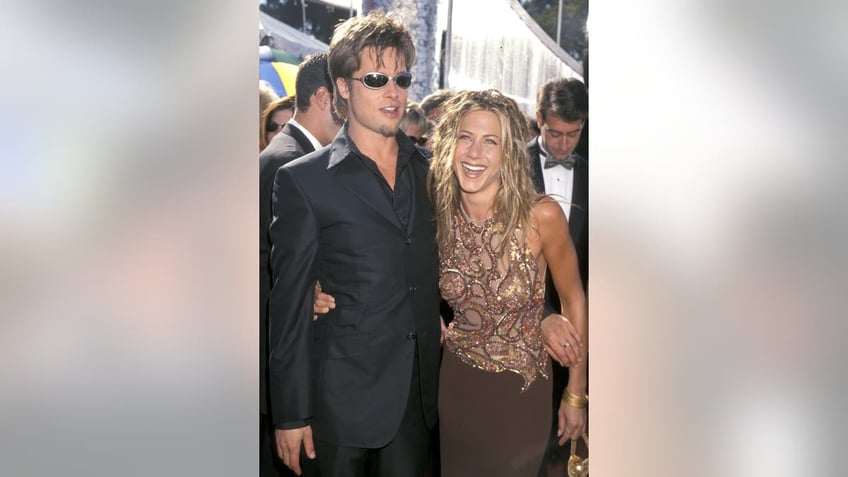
[439,210,547,391]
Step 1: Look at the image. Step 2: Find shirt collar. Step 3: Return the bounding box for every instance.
[286,117,322,151]
[538,137,583,167]
[327,123,354,169]
[327,124,416,170]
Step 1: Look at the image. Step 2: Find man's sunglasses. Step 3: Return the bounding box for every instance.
[409,136,429,147]
[350,72,413,90]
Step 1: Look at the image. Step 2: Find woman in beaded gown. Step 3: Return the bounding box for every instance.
[428,89,588,477]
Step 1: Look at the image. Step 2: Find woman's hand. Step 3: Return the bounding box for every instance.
[541,313,583,367]
[312,281,335,320]
[557,394,587,445]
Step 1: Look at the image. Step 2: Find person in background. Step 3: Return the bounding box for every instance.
[428,89,587,476]
[526,115,541,140]
[420,88,455,123]
[261,80,280,116]
[261,80,280,131]
[526,77,589,475]
[399,101,433,148]
[259,52,341,477]
[261,96,296,151]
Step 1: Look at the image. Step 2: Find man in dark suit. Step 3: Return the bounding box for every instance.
[527,77,589,472]
[268,12,441,477]
[259,52,341,477]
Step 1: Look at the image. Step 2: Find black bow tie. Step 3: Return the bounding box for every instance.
[543,154,577,170]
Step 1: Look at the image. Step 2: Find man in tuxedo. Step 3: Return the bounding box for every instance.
[259,52,341,477]
[268,12,441,477]
[527,77,589,470]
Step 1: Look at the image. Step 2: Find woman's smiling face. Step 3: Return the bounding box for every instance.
[452,109,503,201]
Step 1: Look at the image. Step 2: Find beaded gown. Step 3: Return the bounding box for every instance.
[438,208,554,477]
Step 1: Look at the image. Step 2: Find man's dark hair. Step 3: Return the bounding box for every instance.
[536,78,588,123]
[295,52,333,112]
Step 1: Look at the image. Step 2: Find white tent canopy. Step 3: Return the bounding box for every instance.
[259,10,328,59]
[445,0,583,115]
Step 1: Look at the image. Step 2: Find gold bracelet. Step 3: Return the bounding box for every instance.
[562,390,589,408]
[563,391,589,408]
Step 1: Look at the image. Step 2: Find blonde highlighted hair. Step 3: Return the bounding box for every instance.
[427,89,536,256]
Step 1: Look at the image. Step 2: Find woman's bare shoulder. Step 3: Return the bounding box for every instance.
[531,196,567,226]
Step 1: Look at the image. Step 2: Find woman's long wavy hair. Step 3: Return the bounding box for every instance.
[427,89,536,257]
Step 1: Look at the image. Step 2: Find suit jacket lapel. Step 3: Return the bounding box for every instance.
[528,138,546,194]
[568,157,588,242]
[283,123,316,156]
[326,129,405,232]
[333,159,404,231]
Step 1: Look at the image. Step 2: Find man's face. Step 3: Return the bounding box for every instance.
[536,113,584,161]
[337,46,409,138]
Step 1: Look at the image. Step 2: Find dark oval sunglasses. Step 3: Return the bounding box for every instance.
[350,72,413,90]
[409,136,429,146]
[265,121,284,133]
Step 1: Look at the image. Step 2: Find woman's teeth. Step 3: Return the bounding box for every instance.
[462,163,486,172]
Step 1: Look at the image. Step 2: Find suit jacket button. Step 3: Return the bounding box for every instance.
[408,285,417,293]
[406,237,413,245]
[407,331,417,341]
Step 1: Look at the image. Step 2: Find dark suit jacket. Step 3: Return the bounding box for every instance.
[268,128,441,448]
[528,137,589,438]
[528,137,588,295]
[259,122,316,417]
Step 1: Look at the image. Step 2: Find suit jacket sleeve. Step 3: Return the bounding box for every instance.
[268,166,318,428]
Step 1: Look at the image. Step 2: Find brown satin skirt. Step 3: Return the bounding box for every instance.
[439,350,552,477]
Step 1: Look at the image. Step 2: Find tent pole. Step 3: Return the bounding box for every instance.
[556,0,563,46]
[444,0,453,89]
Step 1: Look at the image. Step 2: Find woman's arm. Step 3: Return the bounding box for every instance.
[534,199,588,444]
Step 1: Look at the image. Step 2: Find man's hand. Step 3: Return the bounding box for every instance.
[275,426,316,476]
[541,313,583,367]
[312,281,335,320]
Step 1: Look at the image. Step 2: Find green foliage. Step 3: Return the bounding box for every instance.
[261,0,352,45]
[520,0,588,63]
